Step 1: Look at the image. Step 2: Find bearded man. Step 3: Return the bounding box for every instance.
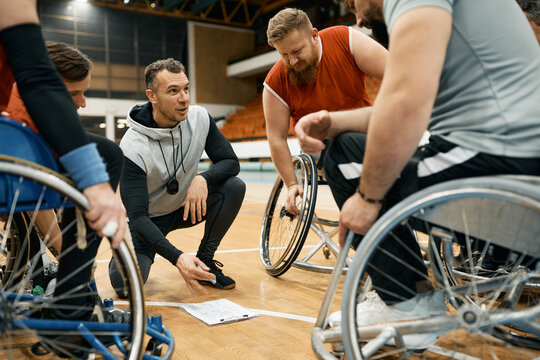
[295,0,540,349]
[263,7,387,215]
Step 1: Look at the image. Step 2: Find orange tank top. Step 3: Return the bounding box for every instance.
[3,83,39,133]
[264,26,372,129]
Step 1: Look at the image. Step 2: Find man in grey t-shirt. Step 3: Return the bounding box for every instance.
[295,0,540,349]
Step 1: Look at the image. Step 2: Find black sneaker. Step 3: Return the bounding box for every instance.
[200,259,236,290]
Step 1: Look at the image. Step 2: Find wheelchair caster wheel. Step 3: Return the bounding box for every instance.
[323,245,331,259]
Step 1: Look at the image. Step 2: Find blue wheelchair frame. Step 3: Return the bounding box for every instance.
[0,116,175,359]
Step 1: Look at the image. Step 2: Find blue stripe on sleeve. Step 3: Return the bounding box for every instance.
[59,143,109,189]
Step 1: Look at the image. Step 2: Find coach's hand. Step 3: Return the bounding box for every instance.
[176,253,215,296]
[83,182,126,249]
[182,175,208,224]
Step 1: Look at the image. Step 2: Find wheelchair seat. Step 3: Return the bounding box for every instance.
[0,116,63,213]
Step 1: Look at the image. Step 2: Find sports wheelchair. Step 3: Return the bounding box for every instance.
[0,117,175,359]
[260,153,353,276]
[312,175,540,359]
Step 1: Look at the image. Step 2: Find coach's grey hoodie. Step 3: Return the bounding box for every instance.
[120,102,210,218]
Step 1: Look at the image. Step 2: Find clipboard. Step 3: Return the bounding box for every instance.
[178,299,259,326]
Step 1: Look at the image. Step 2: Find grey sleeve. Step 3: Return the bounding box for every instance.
[384,0,453,32]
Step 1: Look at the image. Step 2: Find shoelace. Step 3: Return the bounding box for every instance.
[209,259,224,274]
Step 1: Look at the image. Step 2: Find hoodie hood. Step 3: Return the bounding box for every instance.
[127,102,184,141]
[120,101,211,217]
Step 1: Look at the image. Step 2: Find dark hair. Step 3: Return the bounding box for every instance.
[517,0,540,25]
[45,41,92,82]
[145,58,186,90]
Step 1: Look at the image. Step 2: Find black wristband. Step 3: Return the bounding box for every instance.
[356,188,384,204]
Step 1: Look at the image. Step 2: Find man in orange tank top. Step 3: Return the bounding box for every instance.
[263,8,387,215]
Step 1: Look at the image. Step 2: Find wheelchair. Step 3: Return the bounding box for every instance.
[312,175,540,359]
[260,153,353,277]
[0,117,175,359]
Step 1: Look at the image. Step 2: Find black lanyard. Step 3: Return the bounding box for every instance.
[157,126,186,195]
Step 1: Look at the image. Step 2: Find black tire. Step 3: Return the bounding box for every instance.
[260,154,317,277]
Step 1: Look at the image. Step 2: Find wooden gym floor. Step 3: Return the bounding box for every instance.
[5,172,540,359]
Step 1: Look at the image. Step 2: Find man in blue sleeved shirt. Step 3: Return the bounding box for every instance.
[109,58,245,297]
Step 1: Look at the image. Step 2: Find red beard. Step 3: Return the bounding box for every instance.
[286,56,318,85]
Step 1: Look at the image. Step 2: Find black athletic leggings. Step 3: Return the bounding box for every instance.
[53,134,123,309]
[109,176,245,297]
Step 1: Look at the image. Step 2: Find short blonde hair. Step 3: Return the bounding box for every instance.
[267,8,313,47]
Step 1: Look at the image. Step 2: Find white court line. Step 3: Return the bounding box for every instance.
[96,245,317,263]
[427,345,481,360]
[114,300,316,323]
[114,300,485,360]
[249,309,316,323]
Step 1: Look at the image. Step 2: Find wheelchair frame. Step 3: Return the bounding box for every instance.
[260,154,352,277]
[0,117,175,359]
[312,176,540,359]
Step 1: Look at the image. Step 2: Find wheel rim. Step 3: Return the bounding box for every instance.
[259,154,317,274]
[341,177,540,359]
[0,161,145,359]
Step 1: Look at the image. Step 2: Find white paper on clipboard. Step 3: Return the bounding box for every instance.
[178,299,259,326]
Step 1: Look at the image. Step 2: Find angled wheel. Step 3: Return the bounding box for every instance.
[341,177,540,359]
[260,154,317,277]
[0,158,146,359]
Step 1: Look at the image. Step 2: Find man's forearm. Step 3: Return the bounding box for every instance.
[360,95,428,201]
[329,107,372,137]
[268,137,298,187]
[131,216,183,265]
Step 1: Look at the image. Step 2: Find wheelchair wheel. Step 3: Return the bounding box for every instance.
[0,213,30,289]
[260,154,318,277]
[0,159,145,359]
[341,177,540,359]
